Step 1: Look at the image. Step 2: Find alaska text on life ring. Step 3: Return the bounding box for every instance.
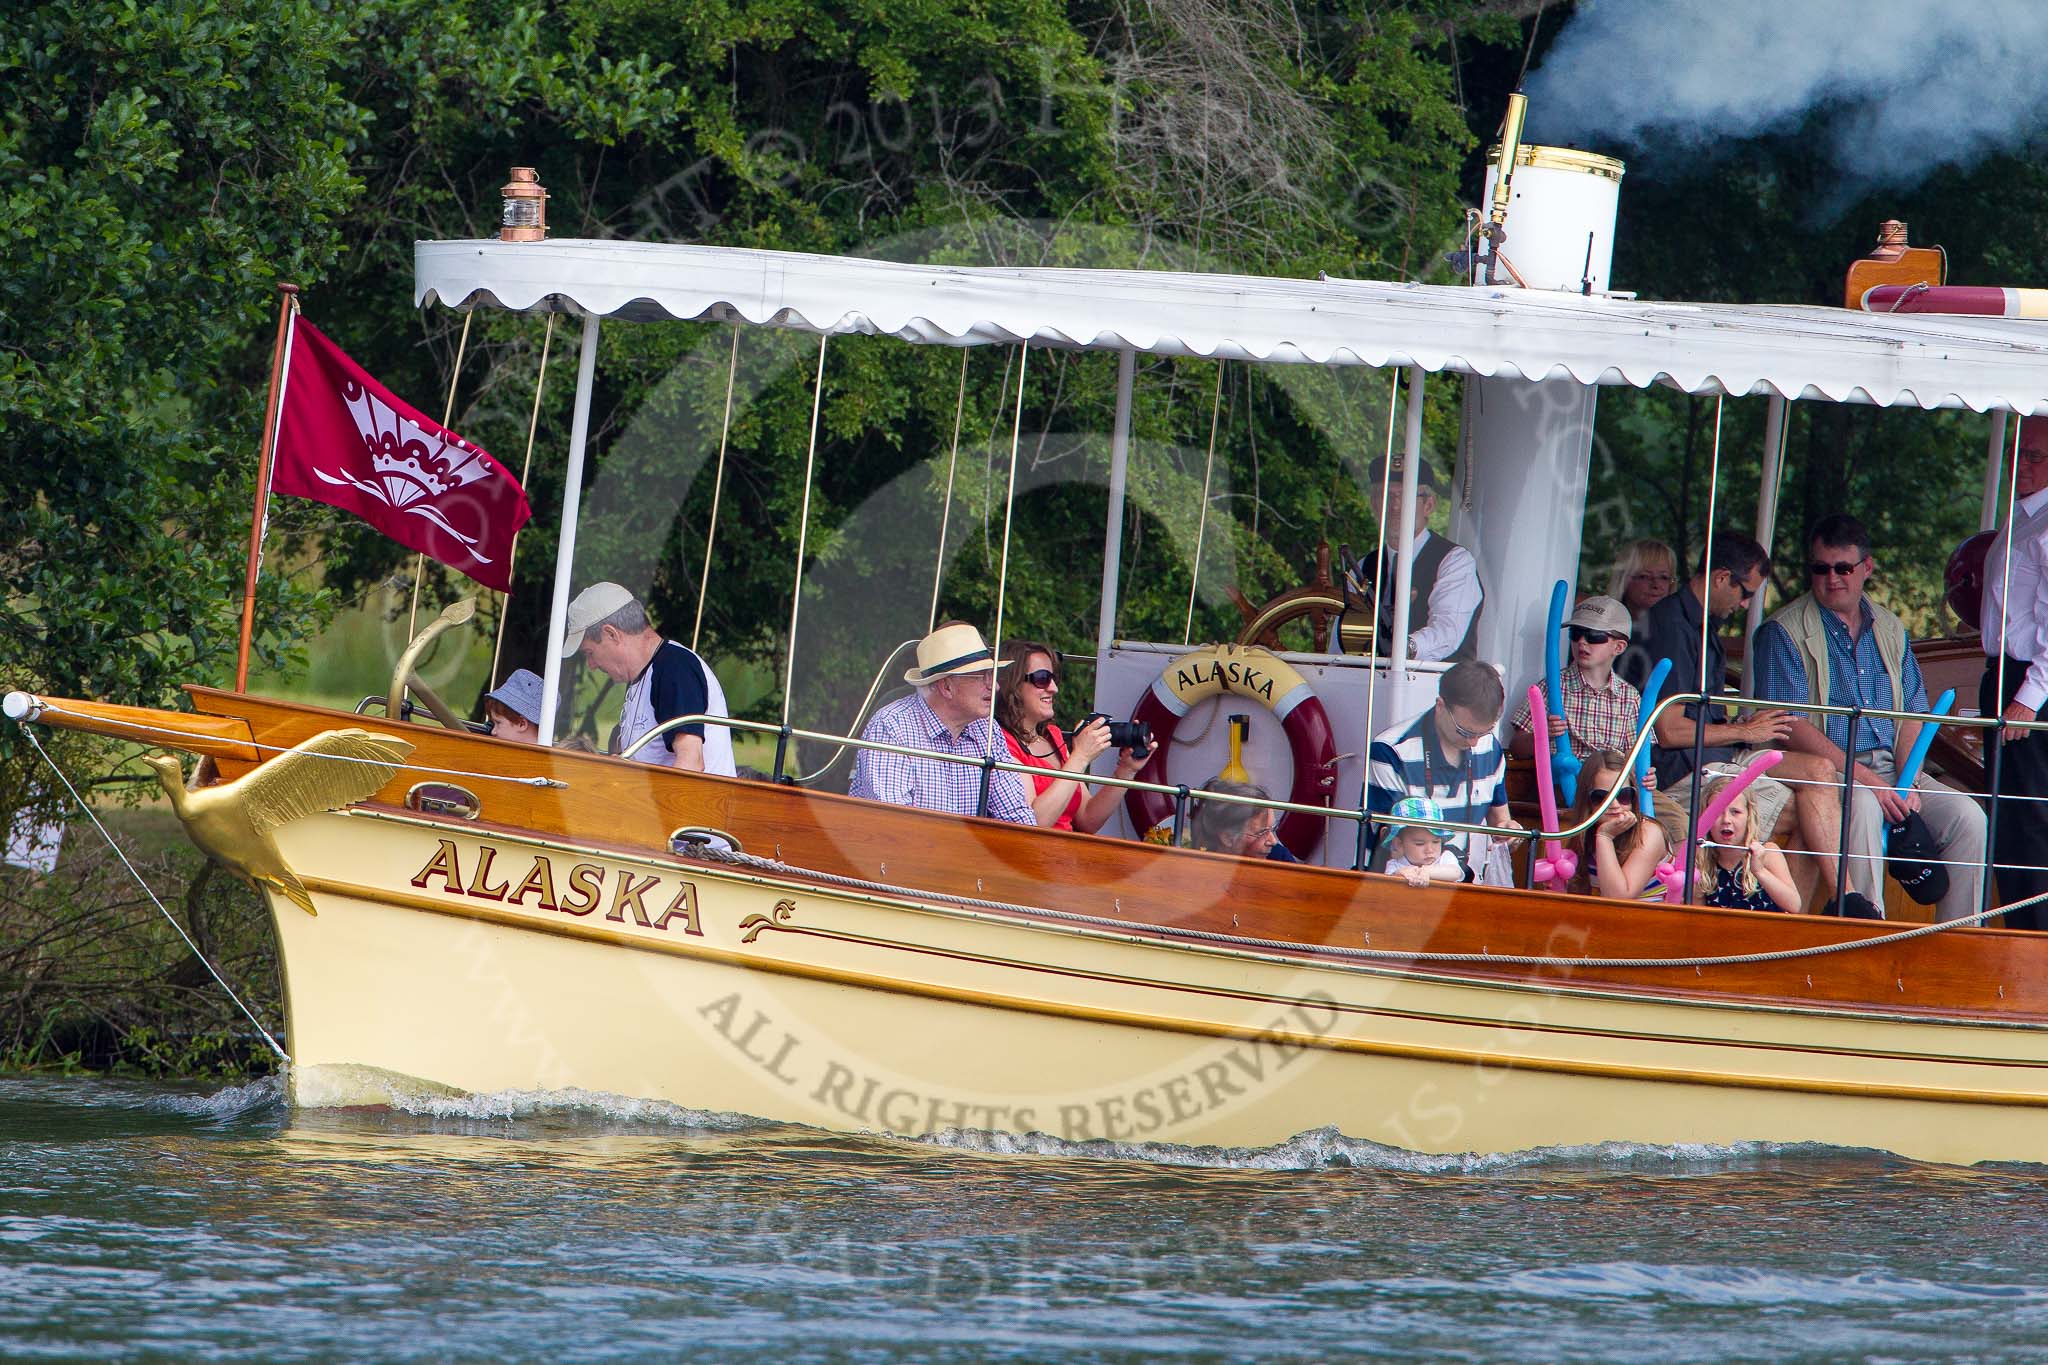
[1125,644,1339,857]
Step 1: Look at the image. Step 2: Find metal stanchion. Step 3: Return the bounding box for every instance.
[1834,706,1862,915]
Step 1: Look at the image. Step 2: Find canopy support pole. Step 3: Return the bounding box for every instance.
[1984,411,2011,532]
[538,314,601,748]
[1389,366,1425,684]
[1744,394,1789,654]
[929,349,971,632]
[1094,349,1135,664]
[692,325,741,652]
[490,312,557,685]
[1681,395,1727,908]
[1182,363,1226,645]
[779,335,832,760]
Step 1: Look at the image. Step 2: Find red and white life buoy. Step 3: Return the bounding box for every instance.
[1125,644,1339,857]
[1860,284,2048,317]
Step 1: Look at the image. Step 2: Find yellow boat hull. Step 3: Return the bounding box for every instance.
[270,810,2048,1166]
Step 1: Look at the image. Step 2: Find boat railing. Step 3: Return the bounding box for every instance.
[619,692,2044,894]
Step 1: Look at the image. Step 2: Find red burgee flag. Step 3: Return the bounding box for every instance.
[271,319,531,591]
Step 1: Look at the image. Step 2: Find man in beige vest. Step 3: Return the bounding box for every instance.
[1750,515,1984,921]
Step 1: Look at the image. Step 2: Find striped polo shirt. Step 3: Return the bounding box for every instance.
[1366,708,1508,862]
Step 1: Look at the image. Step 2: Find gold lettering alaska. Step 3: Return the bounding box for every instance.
[408,839,703,937]
[1171,657,1275,703]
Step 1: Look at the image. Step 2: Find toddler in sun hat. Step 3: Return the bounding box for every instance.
[1380,796,1467,886]
[483,668,546,744]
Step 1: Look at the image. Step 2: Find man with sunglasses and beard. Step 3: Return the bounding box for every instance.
[1753,514,1983,923]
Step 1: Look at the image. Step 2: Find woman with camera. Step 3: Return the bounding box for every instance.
[995,640,1149,833]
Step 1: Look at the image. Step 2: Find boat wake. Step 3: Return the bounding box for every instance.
[17,1070,1971,1173]
[143,1072,288,1121]
[290,1063,769,1133]
[921,1122,1855,1173]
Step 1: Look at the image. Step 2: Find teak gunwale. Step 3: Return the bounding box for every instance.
[185,686,2048,1026]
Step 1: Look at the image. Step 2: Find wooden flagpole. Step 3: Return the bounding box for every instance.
[234,282,300,693]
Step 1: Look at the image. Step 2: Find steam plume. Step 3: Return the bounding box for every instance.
[1526,0,2048,198]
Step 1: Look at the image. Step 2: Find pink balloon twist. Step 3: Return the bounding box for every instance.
[1663,750,1784,901]
[1526,685,1576,890]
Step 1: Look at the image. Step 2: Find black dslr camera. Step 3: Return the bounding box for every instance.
[1079,713,1154,759]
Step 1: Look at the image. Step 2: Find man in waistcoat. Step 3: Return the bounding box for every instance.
[1980,416,2048,928]
[1337,454,1483,661]
[1751,515,1984,922]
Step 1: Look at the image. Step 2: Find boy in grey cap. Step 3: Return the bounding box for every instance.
[1507,594,1644,764]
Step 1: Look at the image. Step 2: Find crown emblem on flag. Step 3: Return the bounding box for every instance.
[309,379,499,558]
[343,380,497,510]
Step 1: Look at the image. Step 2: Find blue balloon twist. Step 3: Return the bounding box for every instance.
[1881,688,1954,857]
[1545,580,1582,806]
[1635,657,1672,817]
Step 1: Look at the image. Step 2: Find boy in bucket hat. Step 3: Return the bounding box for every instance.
[483,668,547,744]
[848,622,1036,823]
[1379,796,1466,886]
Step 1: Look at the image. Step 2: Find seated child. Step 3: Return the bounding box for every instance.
[1690,775,1801,913]
[1508,595,1641,762]
[1381,797,1466,886]
[1561,749,1668,901]
[483,669,545,744]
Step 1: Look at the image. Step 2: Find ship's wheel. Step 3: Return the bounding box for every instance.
[1225,541,1359,652]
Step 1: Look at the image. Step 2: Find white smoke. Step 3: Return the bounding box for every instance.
[1526,0,2048,196]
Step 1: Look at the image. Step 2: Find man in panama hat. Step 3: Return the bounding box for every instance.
[849,621,1035,822]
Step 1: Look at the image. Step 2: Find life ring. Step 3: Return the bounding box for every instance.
[1125,644,1339,857]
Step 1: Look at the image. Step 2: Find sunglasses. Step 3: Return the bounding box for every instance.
[1021,668,1059,688]
[1809,559,1865,578]
[1568,626,1622,645]
[1586,786,1613,804]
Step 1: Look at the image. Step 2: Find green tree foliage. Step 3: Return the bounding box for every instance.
[277,0,1488,753]
[1,0,368,814]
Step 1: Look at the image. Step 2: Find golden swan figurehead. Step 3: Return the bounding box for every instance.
[146,728,415,916]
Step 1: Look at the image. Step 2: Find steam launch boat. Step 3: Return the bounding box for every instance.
[18,114,2048,1166]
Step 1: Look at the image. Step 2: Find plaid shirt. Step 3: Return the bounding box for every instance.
[848,691,1035,823]
[1509,666,1641,760]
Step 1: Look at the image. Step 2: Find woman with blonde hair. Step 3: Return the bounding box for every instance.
[1606,538,1678,616]
[1690,775,1802,913]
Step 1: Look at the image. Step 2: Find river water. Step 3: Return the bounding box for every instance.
[4,1074,2047,1361]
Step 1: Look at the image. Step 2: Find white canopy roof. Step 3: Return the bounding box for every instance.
[417,238,2048,414]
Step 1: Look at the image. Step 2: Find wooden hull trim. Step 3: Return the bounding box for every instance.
[343,804,2048,1039]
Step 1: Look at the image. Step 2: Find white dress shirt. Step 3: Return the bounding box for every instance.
[1982,486,2048,710]
[1387,531,1482,663]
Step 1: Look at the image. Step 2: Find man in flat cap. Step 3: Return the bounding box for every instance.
[1338,453,1484,661]
[563,581,735,776]
[849,621,1035,823]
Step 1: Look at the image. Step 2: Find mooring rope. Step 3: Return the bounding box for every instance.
[20,727,289,1061]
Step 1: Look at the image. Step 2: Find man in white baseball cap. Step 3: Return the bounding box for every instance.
[562,581,735,776]
[848,621,1034,822]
